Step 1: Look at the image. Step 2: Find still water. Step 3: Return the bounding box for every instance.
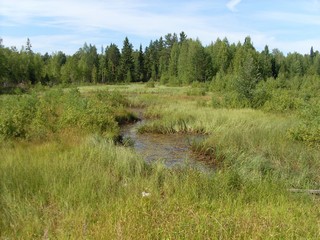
[121,115,210,171]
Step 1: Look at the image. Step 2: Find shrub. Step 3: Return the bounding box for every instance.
[0,94,37,138]
[289,102,320,146]
[0,89,131,141]
[145,80,155,88]
[263,90,303,112]
[250,82,272,109]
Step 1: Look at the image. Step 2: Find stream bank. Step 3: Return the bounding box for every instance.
[120,109,212,171]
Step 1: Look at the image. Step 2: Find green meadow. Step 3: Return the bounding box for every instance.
[0,84,319,239]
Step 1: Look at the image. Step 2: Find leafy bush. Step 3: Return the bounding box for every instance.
[145,80,155,88]
[262,90,303,112]
[0,94,37,138]
[0,88,131,141]
[289,102,320,146]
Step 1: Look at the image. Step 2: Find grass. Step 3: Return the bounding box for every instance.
[1,83,320,239]
[1,138,319,239]
[131,92,320,187]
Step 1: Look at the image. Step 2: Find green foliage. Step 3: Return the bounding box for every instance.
[263,90,304,112]
[0,89,133,141]
[211,91,249,108]
[145,79,155,88]
[134,45,146,82]
[176,40,213,84]
[250,81,272,108]
[289,102,320,146]
[2,33,320,93]
[227,170,243,191]
[233,51,262,103]
[1,138,319,239]
[77,43,99,83]
[0,94,37,138]
[1,84,320,239]
[105,43,121,83]
[120,37,135,82]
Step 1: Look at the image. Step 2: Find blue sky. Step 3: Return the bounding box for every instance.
[1,0,320,55]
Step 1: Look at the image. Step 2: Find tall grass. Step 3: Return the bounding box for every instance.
[133,94,320,188]
[1,137,319,239]
[1,84,320,239]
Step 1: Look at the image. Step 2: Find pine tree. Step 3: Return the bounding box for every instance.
[120,37,135,82]
[135,44,145,82]
[144,41,159,81]
[179,31,187,43]
[310,46,315,63]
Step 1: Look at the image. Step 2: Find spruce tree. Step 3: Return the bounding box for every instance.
[136,44,145,82]
[120,37,135,82]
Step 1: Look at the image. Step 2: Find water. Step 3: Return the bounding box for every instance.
[120,111,210,171]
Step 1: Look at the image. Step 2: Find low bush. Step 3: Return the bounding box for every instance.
[0,88,133,141]
[289,101,320,146]
[0,94,38,138]
[145,80,156,88]
[262,90,304,112]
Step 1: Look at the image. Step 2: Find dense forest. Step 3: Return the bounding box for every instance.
[1,32,320,87]
[1,32,320,112]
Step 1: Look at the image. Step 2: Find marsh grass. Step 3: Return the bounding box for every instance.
[1,84,320,239]
[1,138,319,239]
[131,92,319,187]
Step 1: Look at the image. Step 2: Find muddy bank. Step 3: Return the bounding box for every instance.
[120,109,211,171]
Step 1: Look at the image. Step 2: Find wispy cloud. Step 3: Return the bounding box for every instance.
[226,0,242,12]
[0,0,319,54]
[0,1,206,36]
[0,0,235,53]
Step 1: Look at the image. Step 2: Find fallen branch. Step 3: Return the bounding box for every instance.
[288,189,320,195]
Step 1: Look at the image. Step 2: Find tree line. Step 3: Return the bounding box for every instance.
[1,32,320,88]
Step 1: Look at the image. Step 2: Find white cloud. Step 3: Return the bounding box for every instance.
[0,0,229,50]
[226,0,242,12]
[0,0,318,54]
[0,0,204,37]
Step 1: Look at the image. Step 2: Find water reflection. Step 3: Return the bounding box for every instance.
[121,119,210,171]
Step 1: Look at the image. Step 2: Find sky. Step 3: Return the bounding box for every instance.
[1,0,320,55]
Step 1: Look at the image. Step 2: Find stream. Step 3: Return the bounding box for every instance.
[120,110,211,171]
